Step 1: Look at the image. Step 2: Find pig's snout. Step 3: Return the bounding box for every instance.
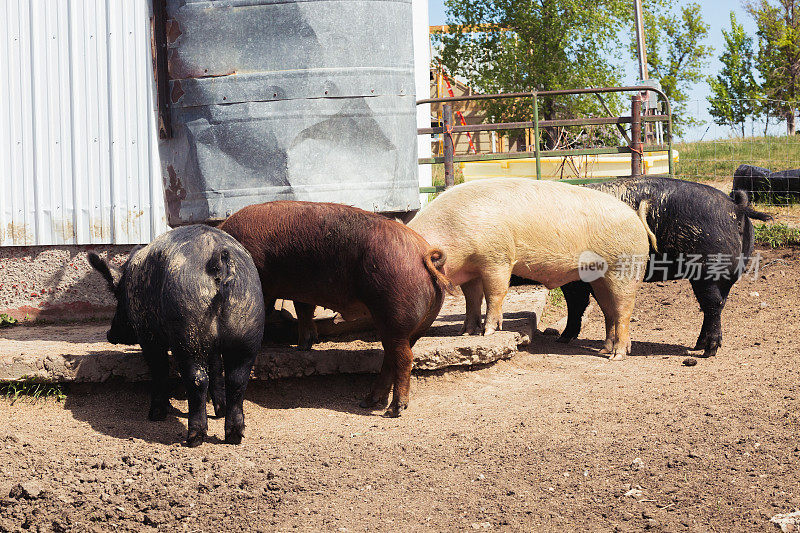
[106,329,134,345]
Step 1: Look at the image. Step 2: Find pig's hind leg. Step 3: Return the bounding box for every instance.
[141,342,170,422]
[592,277,637,360]
[690,279,731,357]
[460,278,484,335]
[382,337,414,418]
[208,351,226,419]
[295,301,319,350]
[221,341,259,444]
[481,266,513,335]
[176,352,210,447]
[359,355,394,410]
[558,281,592,343]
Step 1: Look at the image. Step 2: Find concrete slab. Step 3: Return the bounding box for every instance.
[0,286,548,382]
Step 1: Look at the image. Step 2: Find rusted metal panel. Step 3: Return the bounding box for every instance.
[0,0,168,246]
[159,0,420,225]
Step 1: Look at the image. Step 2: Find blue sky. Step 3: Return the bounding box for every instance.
[428,1,758,140]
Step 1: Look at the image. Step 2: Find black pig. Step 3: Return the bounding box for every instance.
[558,177,771,357]
[89,225,265,446]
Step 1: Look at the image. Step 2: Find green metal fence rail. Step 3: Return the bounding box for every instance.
[417,86,673,193]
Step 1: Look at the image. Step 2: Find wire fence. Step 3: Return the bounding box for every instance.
[669,98,800,219]
[426,94,800,220]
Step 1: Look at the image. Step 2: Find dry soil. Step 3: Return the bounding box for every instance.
[0,246,798,532]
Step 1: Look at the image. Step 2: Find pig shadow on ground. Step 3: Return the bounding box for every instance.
[527,332,689,359]
[63,380,197,446]
[243,373,387,416]
[428,311,534,337]
[243,313,535,415]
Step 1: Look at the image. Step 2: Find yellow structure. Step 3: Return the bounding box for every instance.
[460,151,679,181]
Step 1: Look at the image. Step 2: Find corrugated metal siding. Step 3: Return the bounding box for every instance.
[0,0,167,246]
[412,0,431,205]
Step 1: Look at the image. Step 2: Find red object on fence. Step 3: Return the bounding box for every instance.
[440,71,477,154]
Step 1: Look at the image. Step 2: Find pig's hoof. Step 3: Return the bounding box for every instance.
[359,398,376,409]
[224,428,244,445]
[297,331,320,351]
[693,334,709,351]
[383,403,407,418]
[607,351,627,361]
[360,395,388,409]
[460,324,482,336]
[148,403,168,421]
[212,401,226,419]
[699,343,719,358]
[599,340,615,354]
[185,431,206,448]
[558,328,578,343]
[695,334,721,358]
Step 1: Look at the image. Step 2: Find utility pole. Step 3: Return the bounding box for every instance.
[633,0,656,144]
[634,0,648,81]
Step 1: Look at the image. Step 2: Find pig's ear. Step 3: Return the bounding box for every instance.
[88,252,116,293]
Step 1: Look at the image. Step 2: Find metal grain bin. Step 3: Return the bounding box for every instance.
[157,0,419,226]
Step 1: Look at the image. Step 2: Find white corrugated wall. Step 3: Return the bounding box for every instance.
[412,0,431,206]
[0,0,167,246]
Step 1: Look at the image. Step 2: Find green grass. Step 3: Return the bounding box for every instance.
[754,223,800,247]
[430,135,800,187]
[0,378,67,404]
[548,287,565,308]
[675,135,800,182]
[0,314,18,328]
[429,164,465,200]
[429,135,800,187]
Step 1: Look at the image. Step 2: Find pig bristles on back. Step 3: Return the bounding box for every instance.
[87,252,115,292]
[424,248,455,294]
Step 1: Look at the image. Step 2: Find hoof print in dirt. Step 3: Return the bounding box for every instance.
[683,357,698,367]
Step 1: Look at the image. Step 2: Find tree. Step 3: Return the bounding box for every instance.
[638,1,713,135]
[437,0,713,147]
[746,0,800,135]
[707,12,761,136]
[437,0,631,149]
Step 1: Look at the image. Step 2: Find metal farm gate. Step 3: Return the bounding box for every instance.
[417,86,674,192]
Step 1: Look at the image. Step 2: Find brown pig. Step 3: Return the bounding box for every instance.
[220,201,451,416]
[408,178,656,359]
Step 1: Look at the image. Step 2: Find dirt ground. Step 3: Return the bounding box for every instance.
[1,246,798,532]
